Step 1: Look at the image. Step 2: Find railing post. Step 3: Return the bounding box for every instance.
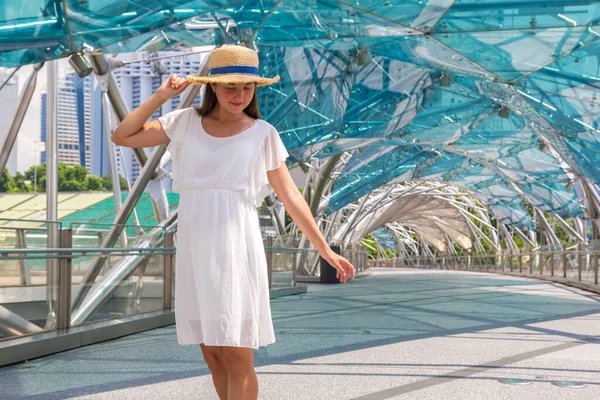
[163,231,174,310]
[595,249,599,285]
[529,251,533,274]
[509,249,513,272]
[58,228,72,331]
[16,228,31,285]
[563,251,568,278]
[550,248,554,276]
[519,251,523,273]
[266,236,273,288]
[292,249,297,286]
[578,242,584,282]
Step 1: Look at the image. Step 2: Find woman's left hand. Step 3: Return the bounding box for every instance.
[320,248,356,283]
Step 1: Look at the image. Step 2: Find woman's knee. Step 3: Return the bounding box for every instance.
[221,347,254,376]
[200,344,226,372]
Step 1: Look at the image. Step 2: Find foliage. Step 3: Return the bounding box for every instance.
[101,174,129,191]
[0,167,15,192]
[0,163,124,192]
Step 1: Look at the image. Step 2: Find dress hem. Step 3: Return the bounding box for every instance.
[177,339,276,350]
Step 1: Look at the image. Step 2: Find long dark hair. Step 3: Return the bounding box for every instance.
[195,83,262,119]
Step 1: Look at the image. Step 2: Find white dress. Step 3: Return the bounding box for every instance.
[158,107,289,349]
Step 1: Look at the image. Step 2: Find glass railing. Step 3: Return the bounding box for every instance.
[371,246,599,288]
[0,224,175,345]
[1,219,371,367]
[2,223,373,346]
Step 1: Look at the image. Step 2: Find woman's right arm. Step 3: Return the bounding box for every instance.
[111,75,190,148]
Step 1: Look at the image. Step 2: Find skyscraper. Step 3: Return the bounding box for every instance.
[0,70,19,175]
[41,73,93,169]
[40,50,208,186]
[111,51,206,184]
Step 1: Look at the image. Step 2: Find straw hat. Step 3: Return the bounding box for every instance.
[186,45,280,87]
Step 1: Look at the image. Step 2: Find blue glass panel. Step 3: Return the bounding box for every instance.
[319,1,454,31]
[516,40,600,182]
[63,1,229,48]
[371,227,397,251]
[435,1,600,32]
[101,27,218,54]
[0,1,71,66]
[453,113,535,159]
[258,46,352,156]
[499,149,580,216]
[228,0,415,46]
[0,1,230,66]
[434,27,599,81]
[326,146,436,215]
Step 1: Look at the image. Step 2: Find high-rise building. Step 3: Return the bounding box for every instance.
[41,73,93,170]
[110,51,206,184]
[0,70,19,175]
[40,50,207,187]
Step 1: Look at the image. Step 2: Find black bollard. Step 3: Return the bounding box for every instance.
[319,245,341,284]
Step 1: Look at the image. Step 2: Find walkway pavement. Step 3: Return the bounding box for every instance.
[1,269,599,399]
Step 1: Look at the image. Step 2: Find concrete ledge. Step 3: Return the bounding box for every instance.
[270,286,307,299]
[0,310,175,368]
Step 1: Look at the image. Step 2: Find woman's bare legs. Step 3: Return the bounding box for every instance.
[200,344,228,400]
[221,346,258,400]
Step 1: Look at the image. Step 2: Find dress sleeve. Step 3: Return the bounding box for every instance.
[157,108,194,192]
[263,125,290,172]
[246,124,290,208]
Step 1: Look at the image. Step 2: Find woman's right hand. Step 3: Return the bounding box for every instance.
[155,75,191,102]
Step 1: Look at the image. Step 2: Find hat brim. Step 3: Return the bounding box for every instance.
[186,74,280,87]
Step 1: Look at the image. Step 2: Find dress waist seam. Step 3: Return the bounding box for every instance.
[180,188,243,193]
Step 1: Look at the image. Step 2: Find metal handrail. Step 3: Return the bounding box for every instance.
[371,248,599,287]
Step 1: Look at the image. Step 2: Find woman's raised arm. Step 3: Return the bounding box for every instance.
[111,75,190,148]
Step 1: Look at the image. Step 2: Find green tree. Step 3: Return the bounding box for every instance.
[0,167,15,192]
[11,171,32,192]
[24,164,45,193]
[101,174,129,191]
[85,175,105,191]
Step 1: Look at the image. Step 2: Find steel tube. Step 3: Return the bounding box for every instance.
[44,60,59,331]
[71,148,171,311]
[71,213,177,325]
[0,305,43,337]
[163,231,174,310]
[58,229,72,330]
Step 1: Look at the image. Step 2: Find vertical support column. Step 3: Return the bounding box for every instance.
[266,236,273,289]
[45,60,59,331]
[509,249,513,272]
[163,231,174,310]
[550,246,555,276]
[58,229,72,331]
[563,251,568,278]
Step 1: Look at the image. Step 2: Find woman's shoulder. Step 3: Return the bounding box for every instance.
[255,118,277,134]
[162,107,197,121]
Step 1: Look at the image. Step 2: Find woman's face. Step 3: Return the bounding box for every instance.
[212,82,256,114]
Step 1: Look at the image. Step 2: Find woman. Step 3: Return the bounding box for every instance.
[111,45,355,400]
